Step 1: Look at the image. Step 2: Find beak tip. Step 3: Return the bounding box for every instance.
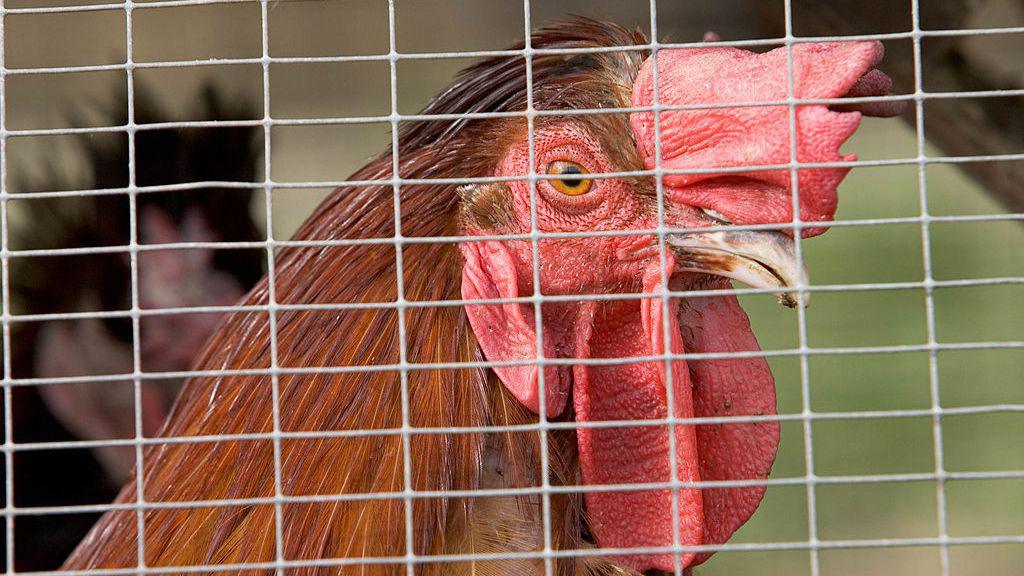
[777,288,809,309]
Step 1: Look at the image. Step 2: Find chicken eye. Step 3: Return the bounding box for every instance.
[546,161,593,196]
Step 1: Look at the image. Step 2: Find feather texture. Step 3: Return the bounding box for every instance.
[64,19,649,575]
[8,83,261,570]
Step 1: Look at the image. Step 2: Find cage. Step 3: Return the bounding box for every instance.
[1,1,1022,575]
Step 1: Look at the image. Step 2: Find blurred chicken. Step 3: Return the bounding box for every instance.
[9,85,262,569]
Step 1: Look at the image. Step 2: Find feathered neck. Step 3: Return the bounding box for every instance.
[65,18,650,575]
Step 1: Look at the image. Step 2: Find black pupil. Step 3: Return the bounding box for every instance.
[559,164,583,187]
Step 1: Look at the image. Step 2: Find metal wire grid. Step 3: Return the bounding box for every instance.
[0,0,1021,574]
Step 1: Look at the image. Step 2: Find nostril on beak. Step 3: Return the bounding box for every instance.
[698,207,732,225]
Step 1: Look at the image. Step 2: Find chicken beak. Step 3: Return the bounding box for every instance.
[666,230,810,308]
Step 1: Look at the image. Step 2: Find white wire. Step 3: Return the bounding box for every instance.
[121,0,149,569]
[8,274,1024,328]
[4,23,1024,67]
[0,0,13,571]
[5,212,1024,260]
[5,402,1024,456]
[7,152,1024,203]
[3,337,1022,391]
[780,2,820,573]
[8,533,1024,576]
[5,88,1024,138]
[6,463,1024,513]
[258,1,287,573]
[647,2,687,572]
[520,3,557,575]
[384,2,418,574]
[910,2,952,573]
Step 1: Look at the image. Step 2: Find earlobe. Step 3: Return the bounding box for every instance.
[458,183,515,234]
[460,241,570,416]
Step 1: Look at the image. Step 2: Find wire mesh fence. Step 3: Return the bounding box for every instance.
[1,0,1022,575]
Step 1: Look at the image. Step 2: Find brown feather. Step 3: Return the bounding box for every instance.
[64,18,649,575]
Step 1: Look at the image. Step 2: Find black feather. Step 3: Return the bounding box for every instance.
[6,82,262,571]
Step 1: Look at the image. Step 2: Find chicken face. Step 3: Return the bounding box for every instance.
[460,39,900,573]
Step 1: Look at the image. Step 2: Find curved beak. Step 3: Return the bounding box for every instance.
[666,230,809,308]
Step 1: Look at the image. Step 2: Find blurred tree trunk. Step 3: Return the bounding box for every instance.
[784,0,1024,214]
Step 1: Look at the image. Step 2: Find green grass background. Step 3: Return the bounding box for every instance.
[708,119,1024,576]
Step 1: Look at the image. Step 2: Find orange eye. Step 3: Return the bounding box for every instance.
[546,161,592,196]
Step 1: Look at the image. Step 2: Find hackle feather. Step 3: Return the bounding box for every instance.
[65,19,649,576]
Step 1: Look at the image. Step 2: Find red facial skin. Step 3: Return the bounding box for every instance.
[462,41,889,572]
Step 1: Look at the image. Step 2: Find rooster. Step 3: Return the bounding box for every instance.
[65,19,902,575]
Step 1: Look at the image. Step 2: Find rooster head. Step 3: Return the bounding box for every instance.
[442,20,903,573]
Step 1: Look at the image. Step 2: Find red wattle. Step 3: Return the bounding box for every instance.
[573,265,702,572]
[676,277,780,565]
[461,249,780,571]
